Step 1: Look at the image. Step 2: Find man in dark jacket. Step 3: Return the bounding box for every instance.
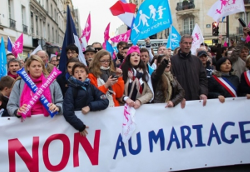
[171,35,208,106]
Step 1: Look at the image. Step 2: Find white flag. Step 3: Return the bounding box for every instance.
[191,23,204,55]
[80,36,88,52]
[31,45,42,55]
[207,0,245,22]
[73,34,87,66]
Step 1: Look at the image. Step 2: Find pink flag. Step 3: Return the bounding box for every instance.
[80,13,91,43]
[12,34,23,58]
[104,23,110,42]
[110,30,131,43]
[223,42,228,47]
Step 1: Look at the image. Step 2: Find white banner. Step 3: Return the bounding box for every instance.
[191,23,204,55]
[0,98,250,172]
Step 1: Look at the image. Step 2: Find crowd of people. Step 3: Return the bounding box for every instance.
[0,27,250,136]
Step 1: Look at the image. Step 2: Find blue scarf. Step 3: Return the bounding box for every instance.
[69,76,90,90]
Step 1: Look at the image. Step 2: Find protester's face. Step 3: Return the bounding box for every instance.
[73,67,88,82]
[140,52,149,65]
[227,51,232,57]
[50,57,57,66]
[27,60,43,79]
[8,62,20,75]
[122,49,128,58]
[36,51,48,64]
[199,55,208,65]
[67,50,78,59]
[118,45,125,54]
[220,59,232,73]
[99,55,111,68]
[7,55,15,62]
[157,46,167,55]
[130,52,140,67]
[240,49,249,61]
[85,52,95,62]
[180,38,192,54]
[92,43,102,52]
[67,62,76,75]
[56,57,60,66]
[164,58,171,72]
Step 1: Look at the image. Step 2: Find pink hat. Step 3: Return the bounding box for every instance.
[127,45,140,56]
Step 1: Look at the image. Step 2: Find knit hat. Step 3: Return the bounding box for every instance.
[127,45,140,56]
[216,57,231,71]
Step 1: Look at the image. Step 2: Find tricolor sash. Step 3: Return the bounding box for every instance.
[243,70,250,87]
[212,75,237,97]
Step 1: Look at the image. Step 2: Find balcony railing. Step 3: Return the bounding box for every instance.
[23,24,28,34]
[176,1,195,11]
[9,18,16,30]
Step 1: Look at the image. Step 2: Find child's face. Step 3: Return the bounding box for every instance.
[73,67,88,82]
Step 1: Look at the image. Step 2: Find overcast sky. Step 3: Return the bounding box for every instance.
[71,0,124,45]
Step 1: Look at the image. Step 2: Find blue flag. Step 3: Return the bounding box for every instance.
[7,36,12,54]
[166,25,181,50]
[59,5,77,73]
[106,41,114,57]
[130,0,172,45]
[0,37,7,79]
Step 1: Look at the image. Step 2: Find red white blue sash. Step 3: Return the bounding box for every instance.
[243,70,250,87]
[212,75,237,97]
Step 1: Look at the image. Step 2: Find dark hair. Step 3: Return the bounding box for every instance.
[66,44,79,54]
[121,54,148,83]
[72,62,89,75]
[156,54,167,66]
[66,57,79,67]
[8,58,21,68]
[140,48,149,54]
[117,41,128,49]
[216,57,232,71]
[0,76,15,90]
[122,46,130,50]
[150,55,158,66]
[0,92,3,102]
[56,53,61,58]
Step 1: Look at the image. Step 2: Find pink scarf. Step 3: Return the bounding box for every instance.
[19,74,52,117]
[8,71,18,80]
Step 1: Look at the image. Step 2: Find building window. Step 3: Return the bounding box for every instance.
[51,4,53,17]
[183,17,194,35]
[36,16,39,35]
[238,12,250,34]
[31,12,34,34]
[55,30,58,43]
[8,0,14,19]
[22,6,28,34]
[52,27,54,42]
[46,0,49,12]
[48,24,50,41]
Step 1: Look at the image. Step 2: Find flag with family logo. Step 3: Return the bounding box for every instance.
[0,37,7,79]
[166,25,181,50]
[191,23,204,55]
[110,30,131,43]
[12,34,23,58]
[130,0,172,45]
[80,13,91,43]
[207,0,245,22]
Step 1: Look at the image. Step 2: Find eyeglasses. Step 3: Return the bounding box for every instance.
[99,60,111,63]
[95,48,102,51]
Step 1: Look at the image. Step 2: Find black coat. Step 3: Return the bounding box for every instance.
[1,96,10,117]
[208,72,239,98]
[239,71,250,96]
[57,74,69,98]
[171,51,208,100]
[63,79,109,132]
[151,59,185,106]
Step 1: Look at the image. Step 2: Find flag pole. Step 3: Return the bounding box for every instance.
[226,16,229,46]
[169,25,172,50]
